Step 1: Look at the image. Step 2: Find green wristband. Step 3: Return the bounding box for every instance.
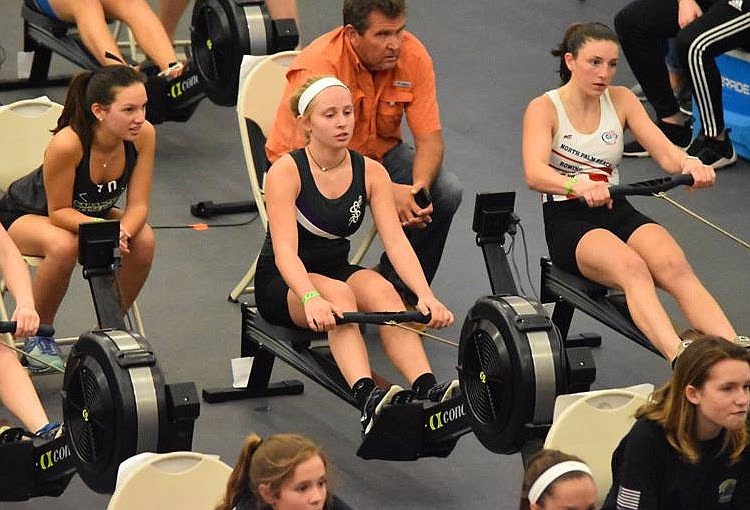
[301,290,320,304]
[563,176,578,195]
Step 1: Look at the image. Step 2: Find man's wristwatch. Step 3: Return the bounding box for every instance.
[734,335,750,349]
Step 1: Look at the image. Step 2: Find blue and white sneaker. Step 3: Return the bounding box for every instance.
[35,422,63,440]
[22,336,64,373]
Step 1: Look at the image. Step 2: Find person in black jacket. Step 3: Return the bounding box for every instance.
[603,335,750,509]
[215,433,352,510]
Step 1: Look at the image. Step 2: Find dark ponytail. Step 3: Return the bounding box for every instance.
[215,434,263,510]
[550,22,618,84]
[54,65,145,146]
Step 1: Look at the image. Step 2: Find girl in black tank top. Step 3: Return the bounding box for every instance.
[3,65,156,376]
[256,76,456,436]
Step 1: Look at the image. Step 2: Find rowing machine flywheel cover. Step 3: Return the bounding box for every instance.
[62,330,168,494]
[457,295,566,454]
[191,0,273,106]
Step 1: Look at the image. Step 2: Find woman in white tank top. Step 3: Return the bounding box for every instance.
[522,22,740,366]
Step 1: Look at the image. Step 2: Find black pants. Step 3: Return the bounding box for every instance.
[615,0,749,136]
[676,2,750,137]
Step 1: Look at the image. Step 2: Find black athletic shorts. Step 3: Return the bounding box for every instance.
[255,260,365,327]
[0,209,28,230]
[543,197,656,276]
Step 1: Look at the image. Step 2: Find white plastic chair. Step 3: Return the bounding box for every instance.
[107,451,233,510]
[0,97,144,350]
[543,384,653,506]
[228,51,377,302]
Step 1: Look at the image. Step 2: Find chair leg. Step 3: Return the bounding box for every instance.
[350,225,377,266]
[229,256,258,303]
[128,300,146,336]
[0,279,15,348]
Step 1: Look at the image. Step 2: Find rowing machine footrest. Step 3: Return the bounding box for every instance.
[202,380,305,403]
[357,403,424,460]
[0,440,34,501]
[565,346,596,393]
[565,332,602,348]
[161,382,200,452]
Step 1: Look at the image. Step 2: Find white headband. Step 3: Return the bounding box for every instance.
[297,77,350,116]
[528,461,593,504]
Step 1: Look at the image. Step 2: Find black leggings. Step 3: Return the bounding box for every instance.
[676,2,750,137]
[615,0,714,120]
[615,0,750,136]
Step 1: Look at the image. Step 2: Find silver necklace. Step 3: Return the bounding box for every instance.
[99,145,119,168]
[306,147,347,172]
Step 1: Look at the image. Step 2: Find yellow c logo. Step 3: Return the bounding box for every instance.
[479,371,487,384]
[82,408,89,422]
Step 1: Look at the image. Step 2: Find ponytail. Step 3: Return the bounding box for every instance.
[215,434,263,510]
[54,71,95,144]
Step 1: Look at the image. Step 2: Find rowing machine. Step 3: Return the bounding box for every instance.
[0,220,200,500]
[2,0,298,124]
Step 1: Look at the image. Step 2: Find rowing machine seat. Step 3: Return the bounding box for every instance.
[21,0,110,71]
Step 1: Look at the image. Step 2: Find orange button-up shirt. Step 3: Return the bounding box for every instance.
[265,27,441,163]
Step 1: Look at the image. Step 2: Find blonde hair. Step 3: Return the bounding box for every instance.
[215,433,332,510]
[289,75,329,117]
[637,336,750,464]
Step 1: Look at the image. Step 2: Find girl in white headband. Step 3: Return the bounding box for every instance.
[255,75,457,436]
[521,449,596,510]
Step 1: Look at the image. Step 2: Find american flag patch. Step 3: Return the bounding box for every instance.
[616,486,641,509]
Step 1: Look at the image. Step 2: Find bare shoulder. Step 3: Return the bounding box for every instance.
[525,93,555,120]
[364,156,388,179]
[606,85,640,124]
[266,153,301,186]
[363,156,390,190]
[46,127,83,162]
[133,121,156,151]
[607,85,639,109]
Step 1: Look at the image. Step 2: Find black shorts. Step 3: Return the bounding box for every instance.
[0,210,28,230]
[255,261,365,327]
[543,198,656,276]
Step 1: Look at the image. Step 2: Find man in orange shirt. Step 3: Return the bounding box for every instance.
[266,0,462,305]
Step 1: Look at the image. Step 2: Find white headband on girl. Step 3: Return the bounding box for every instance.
[297,77,350,116]
[528,461,593,504]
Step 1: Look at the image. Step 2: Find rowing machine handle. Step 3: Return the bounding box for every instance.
[337,311,431,325]
[608,174,695,198]
[0,322,54,337]
[577,174,695,205]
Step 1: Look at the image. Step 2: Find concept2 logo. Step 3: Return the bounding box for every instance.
[428,403,466,431]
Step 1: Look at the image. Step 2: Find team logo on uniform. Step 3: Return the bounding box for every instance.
[717,479,737,503]
[348,195,363,226]
[602,129,618,145]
